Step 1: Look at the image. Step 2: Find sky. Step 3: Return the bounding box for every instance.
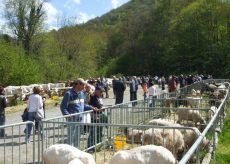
[0,0,130,33]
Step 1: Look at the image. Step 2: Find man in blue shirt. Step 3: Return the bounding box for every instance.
[60,78,96,147]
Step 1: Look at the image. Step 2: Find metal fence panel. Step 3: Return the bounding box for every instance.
[0,121,36,164]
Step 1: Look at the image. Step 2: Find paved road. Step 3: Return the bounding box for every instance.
[1,85,165,164]
[6,86,163,124]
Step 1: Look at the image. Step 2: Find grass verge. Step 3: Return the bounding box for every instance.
[211,107,230,164]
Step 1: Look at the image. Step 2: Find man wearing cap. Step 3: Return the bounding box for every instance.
[87,86,107,152]
[60,78,96,147]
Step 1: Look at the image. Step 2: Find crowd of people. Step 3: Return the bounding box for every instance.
[0,74,213,146]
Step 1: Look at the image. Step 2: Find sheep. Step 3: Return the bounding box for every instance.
[148,119,181,127]
[43,144,96,164]
[207,106,217,120]
[147,119,209,150]
[142,128,184,158]
[126,129,143,144]
[217,84,226,89]
[109,145,177,164]
[180,127,210,150]
[185,97,201,108]
[209,84,218,90]
[191,89,197,96]
[68,159,83,164]
[177,108,206,125]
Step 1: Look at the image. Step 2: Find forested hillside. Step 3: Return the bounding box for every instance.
[0,0,230,86]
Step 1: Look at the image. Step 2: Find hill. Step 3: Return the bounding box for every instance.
[0,0,230,86]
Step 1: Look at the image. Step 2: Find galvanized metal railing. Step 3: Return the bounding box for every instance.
[179,81,230,164]
[0,79,228,163]
[0,121,36,164]
[39,79,229,164]
[41,121,200,164]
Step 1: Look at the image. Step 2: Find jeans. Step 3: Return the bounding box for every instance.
[0,114,5,137]
[25,112,43,141]
[67,116,82,148]
[149,96,157,107]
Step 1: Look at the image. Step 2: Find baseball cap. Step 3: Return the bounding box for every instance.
[73,78,87,85]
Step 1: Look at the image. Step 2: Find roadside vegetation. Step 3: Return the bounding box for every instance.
[212,106,230,164]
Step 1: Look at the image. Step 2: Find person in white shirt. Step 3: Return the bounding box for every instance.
[25,86,44,144]
[148,82,157,107]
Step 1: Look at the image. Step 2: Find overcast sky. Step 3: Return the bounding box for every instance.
[0,0,129,33]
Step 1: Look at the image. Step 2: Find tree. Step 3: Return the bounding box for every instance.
[4,0,46,53]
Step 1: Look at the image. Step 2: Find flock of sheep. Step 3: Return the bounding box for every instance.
[4,83,67,105]
[43,81,228,164]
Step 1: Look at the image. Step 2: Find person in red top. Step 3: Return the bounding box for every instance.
[169,76,177,92]
[143,82,148,100]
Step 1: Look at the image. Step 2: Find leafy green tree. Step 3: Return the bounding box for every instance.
[4,0,46,53]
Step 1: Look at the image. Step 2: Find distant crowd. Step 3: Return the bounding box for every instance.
[0,74,213,146]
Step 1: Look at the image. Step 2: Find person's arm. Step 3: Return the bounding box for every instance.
[39,96,43,109]
[84,104,94,111]
[60,92,70,115]
[3,97,7,108]
[27,97,30,110]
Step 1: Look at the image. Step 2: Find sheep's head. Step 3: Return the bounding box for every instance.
[199,118,206,125]
[127,130,143,144]
[202,138,210,151]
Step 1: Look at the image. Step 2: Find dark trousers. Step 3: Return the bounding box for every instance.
[87,117,103,150]
[0,114,5,137]
[104,87,109,98]
[115,92,124,104]
[130,91,137,106]
[87,125,103,150]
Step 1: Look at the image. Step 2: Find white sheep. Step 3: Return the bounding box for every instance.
[148,119,181,127]
[186,97,201,108]
[43,144,96,164]
[218,84,226,89]
[142,128,184,158]
[126,129,143,144]
[177,108,206,125]
[209,84,218,90]
[148,119,209,150]
[207,106,217,120]
[180,127,210,150]
[109,145,177,164]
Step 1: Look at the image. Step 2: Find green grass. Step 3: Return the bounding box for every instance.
[211,107,230,164]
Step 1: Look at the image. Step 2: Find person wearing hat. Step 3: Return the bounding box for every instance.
[87,86,107,152]
[60,78,97,147]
